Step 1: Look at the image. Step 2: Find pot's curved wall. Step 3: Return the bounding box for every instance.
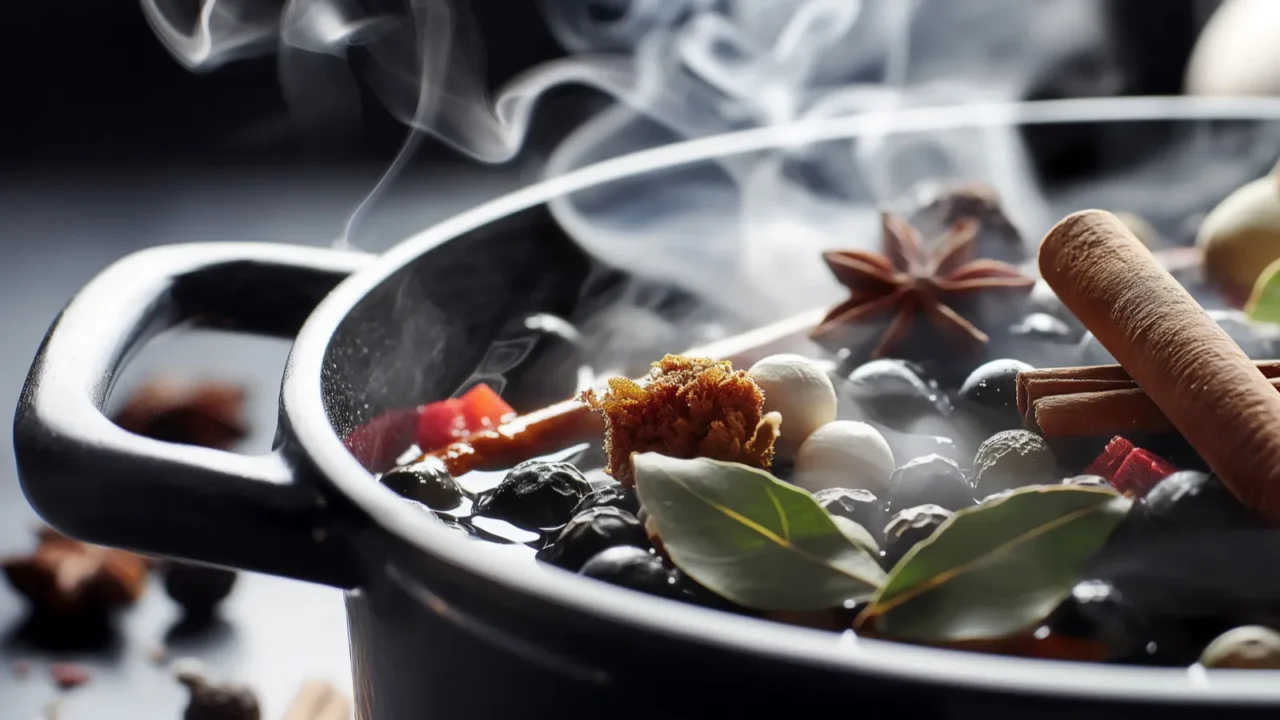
[341,538,1269,720]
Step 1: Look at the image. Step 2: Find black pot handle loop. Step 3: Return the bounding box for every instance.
[14,243,372,588]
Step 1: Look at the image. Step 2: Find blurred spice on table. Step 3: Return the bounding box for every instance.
[112,376,249,615]
[0,376,251,652]
[1,527,148,619]
[178,669,262,720]
[112,376,249,450]
[49,663,92,691]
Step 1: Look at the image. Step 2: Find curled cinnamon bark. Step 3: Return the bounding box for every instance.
[1019,363,1280,436]
[1039,210,1280,521]
[424,399,602,477]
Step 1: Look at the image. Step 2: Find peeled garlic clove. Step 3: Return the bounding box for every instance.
[748,354,837,459]
[792,420,895,496]
[1197,174,1280,305]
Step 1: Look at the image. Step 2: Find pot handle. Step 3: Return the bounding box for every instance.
[14,242,372,588]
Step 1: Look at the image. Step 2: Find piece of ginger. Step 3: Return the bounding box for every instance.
[581,354,780,486]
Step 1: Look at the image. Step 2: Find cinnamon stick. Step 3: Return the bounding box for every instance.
[1018,363,1280,431]
[1016,365,1137,419]
[1020,378,1136,427]
[418,308,827,476]
[1017,361,1280,414]
[422,398,604,476]
[1039,210,1280,521]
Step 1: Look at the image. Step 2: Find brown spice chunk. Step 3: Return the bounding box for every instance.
[179,671,261,720]
[1,528,148,618]
[113,378,248,450]
[582,354,779,486]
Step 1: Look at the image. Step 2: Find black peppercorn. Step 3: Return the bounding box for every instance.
[956,359,1033,434]
[813,488,883,537]
[476,460,593,530]
[379,458,465,511]
[580,546,684,601]
[881,504,952,570]
[571,484,641,517]
[885,455,976,516]
[537,507,648,572]
[163,562,238,616]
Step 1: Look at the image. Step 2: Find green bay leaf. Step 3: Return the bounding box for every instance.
[1246,257,1280,324]
[860,485,1131,643]
[632,453,886,610]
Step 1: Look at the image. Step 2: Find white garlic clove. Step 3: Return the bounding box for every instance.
[748,353,838,460]
[791,420,895,496]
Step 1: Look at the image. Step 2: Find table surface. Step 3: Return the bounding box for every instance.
[0,163,525,720]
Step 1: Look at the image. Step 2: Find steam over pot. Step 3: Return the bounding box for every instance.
[15,100,1280,718]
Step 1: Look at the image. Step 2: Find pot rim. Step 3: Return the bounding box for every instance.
[285,96,1280,703]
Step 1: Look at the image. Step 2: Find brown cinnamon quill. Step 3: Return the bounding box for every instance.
[1039,210,1280,521]
[1019,363,1280,436]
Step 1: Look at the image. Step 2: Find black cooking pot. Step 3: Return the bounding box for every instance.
[16,101,1280,719]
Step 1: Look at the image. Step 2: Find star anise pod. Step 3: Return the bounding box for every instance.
[912,181,1025,262]
[2,528,148,617]
[811,212,1037,360]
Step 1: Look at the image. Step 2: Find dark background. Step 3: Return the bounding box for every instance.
[0,0,1218,170]
[0,1,566,167]
[0,1,1226,718]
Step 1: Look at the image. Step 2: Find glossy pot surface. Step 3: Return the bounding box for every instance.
[16,99,1280,719]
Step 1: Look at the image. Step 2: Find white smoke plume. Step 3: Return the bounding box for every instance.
[142,0,1280,499]
[140,1,1265,326]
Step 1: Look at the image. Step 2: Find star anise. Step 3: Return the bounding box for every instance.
[2,528,149,617]
[811,211,1037,359]
[913,182,1025,263]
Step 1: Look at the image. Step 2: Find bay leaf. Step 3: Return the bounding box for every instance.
[632,453,886,610]
[858,485,1130,643]
[1245,257,1280,324]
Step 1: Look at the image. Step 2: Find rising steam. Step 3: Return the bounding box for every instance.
[144,0,1240,332]
[138,0,911,162]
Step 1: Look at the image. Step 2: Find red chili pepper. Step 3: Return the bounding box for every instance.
[1083,435,1176,498]
[1110,448,1177,498]
[416,398,470,452]
[344,408,419,473]
[458,383,516,431]
[415,384,516,452]
[1084,436,1135,480]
